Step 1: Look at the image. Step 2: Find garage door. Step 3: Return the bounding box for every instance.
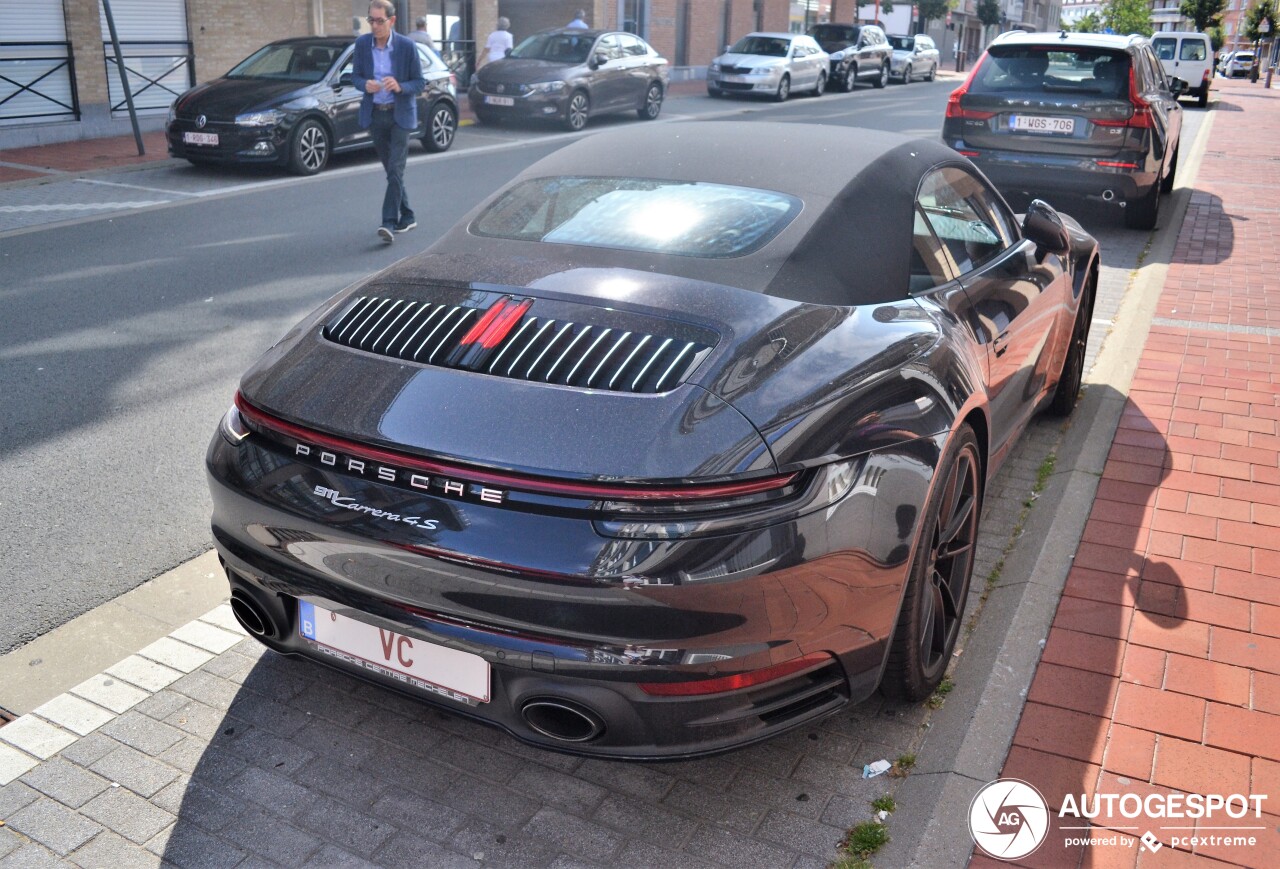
[99,0,193,115]
[0,0,75,125]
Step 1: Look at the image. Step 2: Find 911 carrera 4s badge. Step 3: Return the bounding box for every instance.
[312,485,440,530]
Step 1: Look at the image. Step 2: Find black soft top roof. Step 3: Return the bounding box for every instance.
[422,122,967,306]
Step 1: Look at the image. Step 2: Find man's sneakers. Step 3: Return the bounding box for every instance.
[377,225,395,244]
[395,218,418,233]
[378,219,415,244]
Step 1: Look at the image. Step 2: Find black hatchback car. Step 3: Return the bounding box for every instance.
[806,23,892,91]
[468,28,669,131]
[167,37,459,175]
[943,31,1185,229]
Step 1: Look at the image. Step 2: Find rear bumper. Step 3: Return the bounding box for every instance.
[958,147,1154,206]
[205,430,916,758]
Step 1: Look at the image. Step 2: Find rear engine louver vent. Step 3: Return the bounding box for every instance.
[323,295,714,394]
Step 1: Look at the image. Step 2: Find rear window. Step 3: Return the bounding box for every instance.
[1180,40,1207,61]
[971,48,1130,98]
[472,176,801,258]
[1152,38,1176,61]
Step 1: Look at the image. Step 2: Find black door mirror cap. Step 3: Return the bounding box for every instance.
[1169,76,1189,96]
[1022,199,1071,257]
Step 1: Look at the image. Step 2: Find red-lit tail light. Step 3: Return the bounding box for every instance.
[945,53,994,120]
[1093,65,1154,129]
[638,652,835,696]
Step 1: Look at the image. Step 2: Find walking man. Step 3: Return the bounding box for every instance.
[353,0,425,243]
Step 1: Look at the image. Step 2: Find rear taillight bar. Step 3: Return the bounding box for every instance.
[233,392,797,503]
[1093,64,1154,129]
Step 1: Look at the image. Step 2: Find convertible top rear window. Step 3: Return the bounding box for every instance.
[472,176,801,258]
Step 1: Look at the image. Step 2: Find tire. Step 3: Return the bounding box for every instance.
[1124,176,1161,230]
[1161,147,1178,194]
[927,63,937,82]
[1197,90,1208,108]
[774,74,791,102]
[422,101,457,152]
[901,65,912,85]
[843,66,858,92]
[812,72,827,96]
[881,424,983,701]
[638,82,663,119]
[874,63,889,89]
[1047,279,1093,417]
[707,85,725,98]
[562,91,589,131]
[288,119,329,175]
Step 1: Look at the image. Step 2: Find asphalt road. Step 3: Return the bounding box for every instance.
[0,78,1201,655]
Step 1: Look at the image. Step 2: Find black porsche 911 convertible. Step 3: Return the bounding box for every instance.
[206,122,1099,759]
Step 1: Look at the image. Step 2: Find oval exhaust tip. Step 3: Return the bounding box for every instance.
[230,592,273,639]
[520,699,605,743]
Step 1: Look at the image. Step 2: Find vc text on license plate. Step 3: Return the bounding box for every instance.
[1010,115,1075,135]
[299,601,490,703]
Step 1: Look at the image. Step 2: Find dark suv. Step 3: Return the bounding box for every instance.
[942,31,1186,229]
[806,23,891,91]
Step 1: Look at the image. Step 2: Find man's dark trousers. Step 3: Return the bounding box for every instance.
[370,108,413,230]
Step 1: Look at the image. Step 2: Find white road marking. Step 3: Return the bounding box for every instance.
[0,201,167,212]
[77,177,199,197]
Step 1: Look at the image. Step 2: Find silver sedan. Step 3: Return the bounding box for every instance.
[887,33,939,84]
[706,32,830,101]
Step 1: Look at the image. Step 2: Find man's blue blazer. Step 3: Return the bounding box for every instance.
[352,30,426,130]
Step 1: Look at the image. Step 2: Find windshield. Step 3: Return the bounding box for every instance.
[473,176,801,258]
[227,43,341,82]
[970,48,1130,97]
[807,25,858,46]
[887,36,915,51]
[509,32,596,63]
[729,36,791,57]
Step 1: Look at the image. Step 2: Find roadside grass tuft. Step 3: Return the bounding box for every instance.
[889,753,916,777]
[926,678,955,710]
[871,794,896,814]
[840,820,890,859]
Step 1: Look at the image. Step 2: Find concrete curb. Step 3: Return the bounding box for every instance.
[875,107,1219,868]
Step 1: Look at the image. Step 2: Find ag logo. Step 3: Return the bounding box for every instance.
[968,778,1050,860]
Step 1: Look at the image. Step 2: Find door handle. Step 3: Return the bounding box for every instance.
[993,332,1010,357]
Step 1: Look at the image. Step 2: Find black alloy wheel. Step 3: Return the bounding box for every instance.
[638,82,664,119]
[288,119,330,175]
[563,91,590,131]
[1048,278,1094,417]
[843,65,858,91]
[812,72,827,96]
[775,74,791,102]
[882,424,982,700]
[874,63,889,88]
[423,102,457,152]
[902,65,912,85]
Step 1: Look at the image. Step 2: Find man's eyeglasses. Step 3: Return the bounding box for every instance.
[366,16,389,24]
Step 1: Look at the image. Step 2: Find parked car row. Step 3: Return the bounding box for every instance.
[706,26,939,101]
[1218,49,1255,78]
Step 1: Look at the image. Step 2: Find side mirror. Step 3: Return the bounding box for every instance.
[339,72,353,88]
[1022,199,1071,257]
[589,52,606,69]
[1169,76,1188,95]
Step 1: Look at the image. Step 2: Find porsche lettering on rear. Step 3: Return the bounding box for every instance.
[295,443,506,505]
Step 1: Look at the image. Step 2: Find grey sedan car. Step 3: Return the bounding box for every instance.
[888,33,940,84]
[707,33,830,101]
[469,29,669,131]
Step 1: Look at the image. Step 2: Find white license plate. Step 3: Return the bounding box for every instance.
[1011,115,1075,135]
[299,601,490,703]
[183,131,219,146]
[484,95,515,106]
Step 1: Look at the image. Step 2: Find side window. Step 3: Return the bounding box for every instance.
[910,209,956,293]
[917,167,1014,276]
[597,35,623,61]
[620,34,647,57]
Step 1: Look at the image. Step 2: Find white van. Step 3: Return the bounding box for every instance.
[1151,31,1213,107]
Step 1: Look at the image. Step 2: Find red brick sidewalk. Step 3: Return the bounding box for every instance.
[974,77,1280,869]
